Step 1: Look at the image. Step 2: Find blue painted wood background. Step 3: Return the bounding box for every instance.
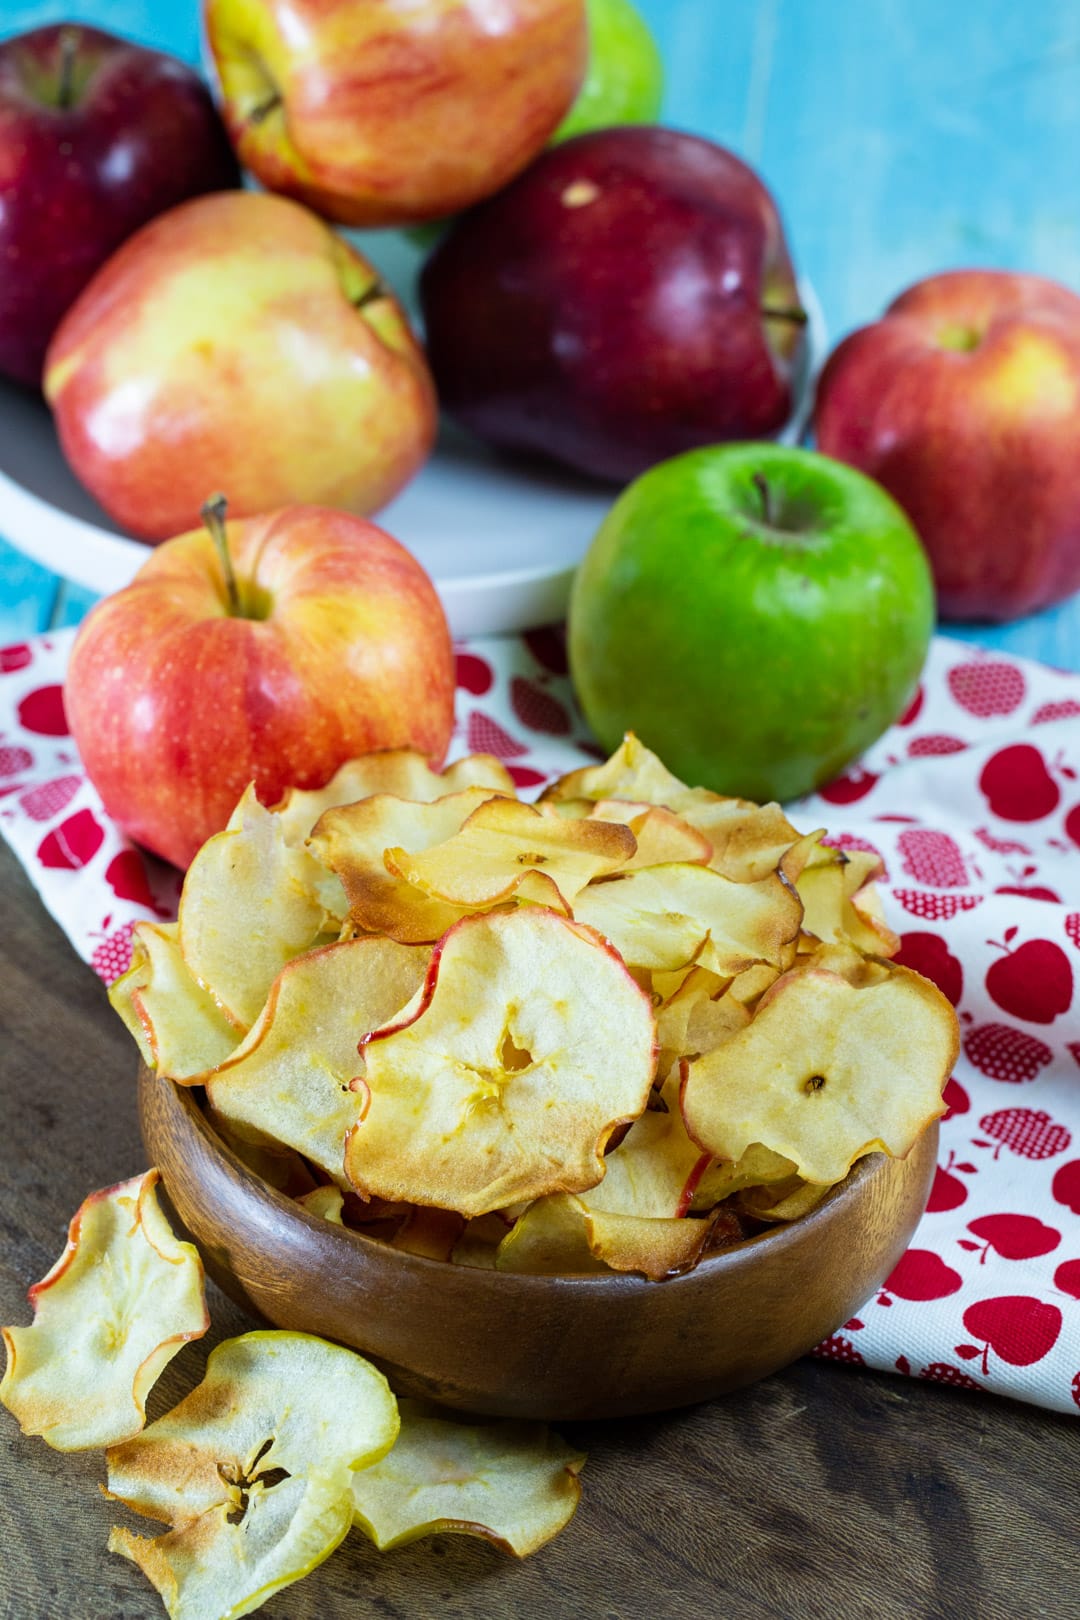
[3,0,1080,667]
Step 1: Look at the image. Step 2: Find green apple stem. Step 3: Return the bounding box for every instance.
[751,472,777,527]
[57,26,79,110]
[202,494,241,618]
[760,304,809,326]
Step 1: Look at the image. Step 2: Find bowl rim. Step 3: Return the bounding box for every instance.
[148,1065,936,1298]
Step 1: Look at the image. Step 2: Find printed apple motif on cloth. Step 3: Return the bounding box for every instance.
[1,632,1080,1415]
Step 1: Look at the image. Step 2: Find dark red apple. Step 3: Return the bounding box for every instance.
[420,126,806,482]
[0,24,240,388]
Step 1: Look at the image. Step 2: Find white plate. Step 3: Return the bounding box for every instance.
[0,262,824,638]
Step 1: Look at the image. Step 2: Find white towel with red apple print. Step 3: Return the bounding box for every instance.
[1,627,1079,1416]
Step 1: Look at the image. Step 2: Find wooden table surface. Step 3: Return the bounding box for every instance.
[2,835,1078,1620]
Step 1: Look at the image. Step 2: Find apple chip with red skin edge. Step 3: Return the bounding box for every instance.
[106,1331,399,1620]
[351,1398,585,1557]
[179,786,344,1032]
[686,1143,797,1213]
[680,962,959,1185]
[109,922,239,1081]
[1,1171,208,1452]
[273,749,514,845]
[309,787,503,943]
[345,908,657,1218]
[207,937,430,1187]
[572,864,802,977]
[385,796,636,911]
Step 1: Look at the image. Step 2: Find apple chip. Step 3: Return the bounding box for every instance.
[296,1186,345,1224]
[352,1398,584,1556]
[179,787,343,1030]
[345,908,657,1217]
[388,1206,466,1261]
[385,797,636,911]
[1,1171,207,1451]
[208,937,429,1186]
[588,801,711,868]
[494,1195,607,1275]
[739,1176,831,1223]
[686,1143,797,1212]
[110,922,238,1081]
[106,1331,398,1620]
[273,750,514,844]
[680,963,959,1184]
[541,734,695,811]
[572,864,802,977]
[797,848,899,957]
[310,787,502,942]
[678,797,810,883]
[496,1194,718,1280]
[655,967,751,1066]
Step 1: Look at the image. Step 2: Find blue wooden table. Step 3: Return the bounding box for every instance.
[3,0,1080,668]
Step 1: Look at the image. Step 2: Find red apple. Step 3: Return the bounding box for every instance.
[985,938,1073,1025]
[205,0,587,227]
[0,24,240,389]
[44,191,437,542]
[63,502,455,869]
[420,127,807,482]
[815,269,1080,621]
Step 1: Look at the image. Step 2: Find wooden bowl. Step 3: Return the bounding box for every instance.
[140,1065,936,1421]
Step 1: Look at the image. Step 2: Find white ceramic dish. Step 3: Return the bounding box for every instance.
[0,262,824,638]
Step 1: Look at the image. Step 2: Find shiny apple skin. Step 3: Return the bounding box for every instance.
[44,192,437,542]
[420,126,806,483]
[205,0,587,228]
[815,269,1080,622]
[0,24,240,390]
[64,505,456,870]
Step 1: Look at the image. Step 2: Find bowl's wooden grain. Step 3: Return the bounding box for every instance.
[139,1064,937,1420]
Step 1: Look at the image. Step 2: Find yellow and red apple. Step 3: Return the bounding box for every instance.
[205,0,588,228]
[815,270,1080,621]
[63,502,455,870]
[44,191,437,542]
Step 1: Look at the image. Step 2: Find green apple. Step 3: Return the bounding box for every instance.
[568,444,934,803]
[553,0,663,142]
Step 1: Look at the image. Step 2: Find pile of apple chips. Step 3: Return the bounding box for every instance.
[112,736,959,1282]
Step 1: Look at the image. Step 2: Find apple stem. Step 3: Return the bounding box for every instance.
[201,494,241,618]
[761,304,809,326]
[57,26,79,111]
[751,471,777,526]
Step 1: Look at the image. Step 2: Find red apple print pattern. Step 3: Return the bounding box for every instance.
[16,684,68,736]
[979,745,1060,822]
[509,676,571,736]
[18,775,81,823]
[920,1363,982,1390]
[1066,915,1080,950]
[985,936,1072,1024]
[975,826,1031,856]
[1031,699,1080,724]
[961,1215,1060,1263]
[454,653,494,696]
[523,626,568,676]
[925,1151,977,1213]
[897,829,968,887]
[941,1077,969,1121]
[893,889,983,921]
[898,686,925,726]
[817,766,879,805]
[506,765,549,791]
[812,1335,864,1365]
[908,734,968,757]
[0,643,31,674]
[89,919,136,984]
[0,745,33,778]
[1051,1161,1080,1215]
[962,1023,1053,1084]
[105,850,162,913]
[465,712,529,759]
[1067,805,1080,850]
[894,931,963,1005]
[1053,1260,1080,1300]
[36,809,104,871]
[978,1108,1071,1162]
[958,1296,1061,1372]
[947,660,1026,717]
[881,1249,962,1302]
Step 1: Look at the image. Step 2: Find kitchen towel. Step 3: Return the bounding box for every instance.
[1,627,1078,1415]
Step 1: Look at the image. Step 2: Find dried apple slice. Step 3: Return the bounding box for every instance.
[542,734,694,810]
[680,963,959,1184]
[106,1330,398,1620]
[296,1186,345,1224]
[678,797,809,883]
[352,1398,585,1556]
[588,801,711,869]
[179,787,343,1030]
[738,1177,831,1222]
[496,1194,718,1280]
[385,797,636,911]
[686,1143,797,1212]
[655,966,750,1066]
[274,750,514,844]
[110,921,238,1081]
[208,937,429,1186]
[572,864,802,977]
[1,1171,207,1451]
[345,908,657,1217]
[494,1195,606,1275]
[310,787,501,943]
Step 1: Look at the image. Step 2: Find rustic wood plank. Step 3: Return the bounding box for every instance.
[0,836,1077,1620]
